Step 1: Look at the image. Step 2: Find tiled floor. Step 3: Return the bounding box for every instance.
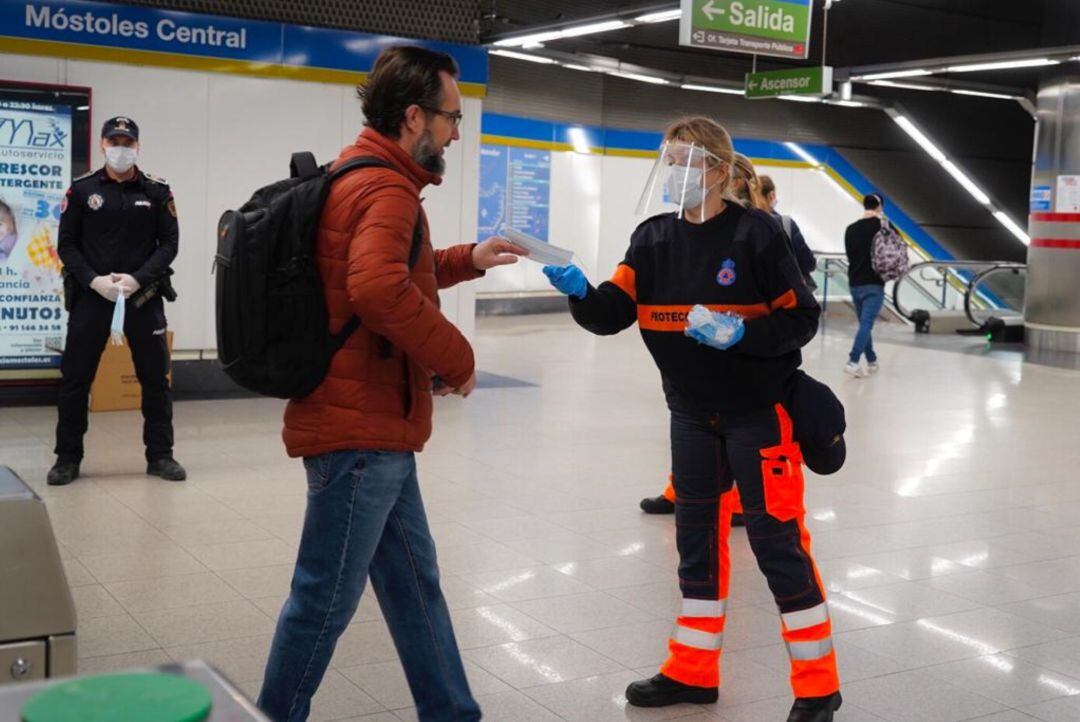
[3,313,1080,721]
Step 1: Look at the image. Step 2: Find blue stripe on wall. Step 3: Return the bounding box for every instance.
[481,112,955,262]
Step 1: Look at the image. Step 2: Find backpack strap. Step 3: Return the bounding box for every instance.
[329,206,425,356]
[328,155,394,180]
[289,152,320,179]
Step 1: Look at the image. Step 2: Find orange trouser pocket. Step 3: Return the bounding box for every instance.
[760,444,805,522]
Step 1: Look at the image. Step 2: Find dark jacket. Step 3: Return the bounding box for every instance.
[57,167,178,289]
[845,216,885,287]
[569,205,820,414]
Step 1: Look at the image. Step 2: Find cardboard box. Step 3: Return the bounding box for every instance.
[89,331,173,412]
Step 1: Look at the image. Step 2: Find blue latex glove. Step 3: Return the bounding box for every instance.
[543,265,588,300]
[685,306,745,350]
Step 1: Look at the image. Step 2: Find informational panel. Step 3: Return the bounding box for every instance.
[1057,175,1080,213]
[1030,184,1052,212]
[679,0,813,60]
[745,66,832,99]
[0,83,90,373]
[476,143,550,243]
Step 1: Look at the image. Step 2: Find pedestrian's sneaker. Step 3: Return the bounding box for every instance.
[147,457,187,481]
[867,361,880,374]
[640,495,675,514]
[843,362,866,378]
[625,674,718,707]
[787,691,842,722]
[46,462,80,486]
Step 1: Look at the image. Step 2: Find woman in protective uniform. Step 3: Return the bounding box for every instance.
[638,152,773,522]
[543,117,842,722]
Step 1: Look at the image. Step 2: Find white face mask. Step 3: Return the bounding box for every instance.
[666,166,705,209]
[105,146,137,173]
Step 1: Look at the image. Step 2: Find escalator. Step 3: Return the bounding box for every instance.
[814,253,1027,342]
[891,261,1027,341]
[811,253,912,325]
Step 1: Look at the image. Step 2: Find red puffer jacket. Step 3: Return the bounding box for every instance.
[283,128,481,457]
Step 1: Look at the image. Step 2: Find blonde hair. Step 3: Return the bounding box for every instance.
[663,116,735,199]
[731,153,770,211]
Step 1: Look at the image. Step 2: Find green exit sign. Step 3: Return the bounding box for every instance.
[679,0,813,59]
[745,66,833,99]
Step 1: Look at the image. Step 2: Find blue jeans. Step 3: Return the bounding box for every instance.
[258,450,480,722]
[849,284,885,364]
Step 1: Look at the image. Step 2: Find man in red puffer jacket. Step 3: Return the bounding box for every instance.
[259,46,524,722]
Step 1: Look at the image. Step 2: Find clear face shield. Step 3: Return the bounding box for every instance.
[635,141,726,223]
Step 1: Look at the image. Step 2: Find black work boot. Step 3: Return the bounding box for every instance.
[625,674,718,707]
[788,692,842,722]
[640,495,675,514]
[147,457,187,481]
[47,462,80,486]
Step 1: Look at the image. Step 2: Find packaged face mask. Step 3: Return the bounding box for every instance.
[110,293,125,345]
[686,304,742,344]
[501,227,575,266]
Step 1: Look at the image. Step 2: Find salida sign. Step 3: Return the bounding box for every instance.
[679,0,813,60]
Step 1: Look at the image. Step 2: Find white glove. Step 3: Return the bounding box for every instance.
[111,273,141,297]
[90,275,122,302]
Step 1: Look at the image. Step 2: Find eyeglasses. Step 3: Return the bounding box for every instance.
[421,106,464,128]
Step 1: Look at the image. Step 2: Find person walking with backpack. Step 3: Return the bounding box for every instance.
[844,193,888,378]
[256,46,524,722]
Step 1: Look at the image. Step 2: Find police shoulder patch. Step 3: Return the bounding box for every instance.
[167,198,177,218]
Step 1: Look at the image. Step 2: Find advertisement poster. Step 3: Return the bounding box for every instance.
[0,86,88,372]
[476,143,551,243]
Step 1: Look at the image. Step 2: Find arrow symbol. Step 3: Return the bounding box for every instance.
[701,0,724,21]
[749,80,758,90]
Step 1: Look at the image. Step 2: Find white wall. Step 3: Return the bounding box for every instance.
[0,53,481,350]
[476,150,865,295]
[756,164,863,254]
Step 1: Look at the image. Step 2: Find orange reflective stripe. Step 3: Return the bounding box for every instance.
[676,616,726,634]
[796,515,829,598]
[718,489,736,600]
[770,288,798,310]
[774,403,795,446]
[661,640,721,688]
[790,650,841,697]
[609,264,637,301]
[663,480,675,502]
[783,620,833,643]
[638,303,771,332]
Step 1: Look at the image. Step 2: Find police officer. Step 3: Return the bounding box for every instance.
[47,116,185,486]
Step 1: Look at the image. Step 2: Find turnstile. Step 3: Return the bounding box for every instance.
[0,466,77,684]
[0,660,270,720]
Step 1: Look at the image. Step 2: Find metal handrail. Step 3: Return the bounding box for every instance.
[891,260,1011,321]
[963,263,1026,327]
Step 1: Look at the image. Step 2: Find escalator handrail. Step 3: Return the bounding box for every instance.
[962,263,1027,328]
[891,260,1013,321]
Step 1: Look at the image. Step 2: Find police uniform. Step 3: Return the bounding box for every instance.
[568,204,841,718]
[53,117,179,475]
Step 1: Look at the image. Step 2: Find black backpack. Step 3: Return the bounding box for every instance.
[214,152,422,399]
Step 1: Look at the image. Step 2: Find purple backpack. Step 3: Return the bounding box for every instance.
[870,218,909,282]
